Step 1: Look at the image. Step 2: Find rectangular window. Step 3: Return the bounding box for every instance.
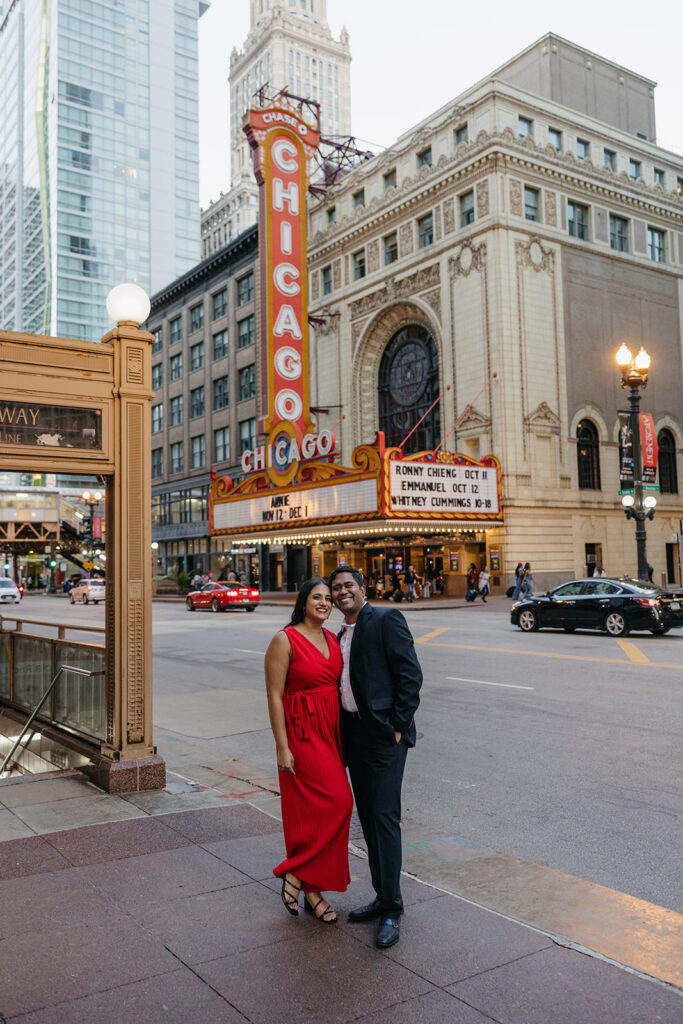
[170,353,183,380]
[383,169,397,191]
[654,168,665,187]
[353,250,366,280]
[237,271,254,305]
[518,116,533,139]
[239,418,256,454]
[170,441,184,474]
[170,316,182,344]
[577,138,590,161]
[190,342,204,371]
[212,289,227,319]
[152,404,163,433]
[237,315,255,348]
[238,365,255,401]
[417,146,432,168]
[190,386,205,418]
[213,329,228,360]
[460,190,475,227]
[170,395,183,426]
[604,148,616,172]
[677,178,683,195]
[524,186,540,222]
[214,426,230,463]
[647,227,665,263]
[609,214,629,252]
[629,158,641,180]
[353,189,365,208]
[327,206,336,224]
[417,213,433,248]
[383,232,398,266]
[322,265,332,295]
[152,363,163,390]
[454,124,468,145]
[152,327,163,353]
[548,128,562,151]
[213,375,229,410]
[568,201,589,240]
[189,303,204,332]
[151,449,163,479]
[191,435,205,469]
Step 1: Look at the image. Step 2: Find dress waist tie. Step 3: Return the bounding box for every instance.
[286,684,338,741]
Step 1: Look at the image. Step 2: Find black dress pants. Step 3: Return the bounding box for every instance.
[343,711,408,915]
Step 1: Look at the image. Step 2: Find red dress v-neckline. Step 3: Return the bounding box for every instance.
[290,626,331,661]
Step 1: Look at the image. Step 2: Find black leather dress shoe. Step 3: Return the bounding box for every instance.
[348,897,382,922]
[376,916,400,948]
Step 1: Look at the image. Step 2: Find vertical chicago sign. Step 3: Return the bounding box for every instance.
[244,100,320,486]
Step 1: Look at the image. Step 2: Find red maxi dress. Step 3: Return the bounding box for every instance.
[273,626,353,893]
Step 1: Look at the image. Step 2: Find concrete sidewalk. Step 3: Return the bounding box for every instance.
[1,771,681,1023]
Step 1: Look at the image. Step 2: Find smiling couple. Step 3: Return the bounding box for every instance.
[264,567,423,949]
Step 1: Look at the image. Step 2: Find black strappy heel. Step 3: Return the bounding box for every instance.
[281,874,301,916]
[304,894,337,924]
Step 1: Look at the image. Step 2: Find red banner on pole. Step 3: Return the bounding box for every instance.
[92,516,102,540]
[639,413,658,484]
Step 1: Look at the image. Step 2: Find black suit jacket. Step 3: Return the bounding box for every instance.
[340,603,422,746]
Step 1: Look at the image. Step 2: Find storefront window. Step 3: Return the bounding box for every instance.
[378,325,440,452]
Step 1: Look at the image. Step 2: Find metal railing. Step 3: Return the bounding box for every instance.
[0,665,104,777]
[0,616,106,745]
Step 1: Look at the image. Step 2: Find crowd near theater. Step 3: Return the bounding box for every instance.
[151,30,683,593]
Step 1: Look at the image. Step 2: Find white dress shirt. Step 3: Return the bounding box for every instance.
[339,622,359,713]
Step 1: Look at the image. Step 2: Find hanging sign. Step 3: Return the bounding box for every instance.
[639,413,658,485]
[618,412,634,490]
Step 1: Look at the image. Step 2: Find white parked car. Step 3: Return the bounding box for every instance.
[70,578,105,604]
[0,578,22,604]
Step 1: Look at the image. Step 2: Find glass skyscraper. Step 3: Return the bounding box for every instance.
[0,0,207,341]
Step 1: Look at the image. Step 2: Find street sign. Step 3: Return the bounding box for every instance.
[83,559,94,570]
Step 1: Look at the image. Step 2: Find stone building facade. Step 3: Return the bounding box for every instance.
[306,35,683,591]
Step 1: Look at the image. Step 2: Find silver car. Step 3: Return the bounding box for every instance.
[69,578,105,604]
[0,578,21,604]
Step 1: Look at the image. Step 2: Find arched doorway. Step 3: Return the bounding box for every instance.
[378,325,440,452]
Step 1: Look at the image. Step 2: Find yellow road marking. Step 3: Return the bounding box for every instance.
[614,638,651,664]
[421,640,683,670]
[416,627,449,644]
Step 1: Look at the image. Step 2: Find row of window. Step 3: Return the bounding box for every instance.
[521,184,667,261]
[150,273,254,351]
[152,418,257,478]
[577,422,678,492]
[518,116,683,194]
[152,315,254,357]
[151,486,208,525]
[151,367,254,431]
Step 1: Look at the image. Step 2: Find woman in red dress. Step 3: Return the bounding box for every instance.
[265,577,353,923]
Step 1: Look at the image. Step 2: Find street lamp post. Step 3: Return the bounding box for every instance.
[616,344,655,582]
[81,489,103,565]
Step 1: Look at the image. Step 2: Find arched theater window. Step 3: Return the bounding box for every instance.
[576,419,601,490]
[378,325,440,452]
[658,428,678,494]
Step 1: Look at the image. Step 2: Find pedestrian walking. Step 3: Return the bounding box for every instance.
[478,565,491,602]
[521,562,534,596]
[330,566,422,949]
[512,562,524,599]
[465,563,479,602]
[404,564,417,603]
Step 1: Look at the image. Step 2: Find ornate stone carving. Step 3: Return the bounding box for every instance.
[476,180,489,218]
[311,273,320,302]
[510,179,522,216]
[544,190,557,226]
[127,349,143,384]
[457,406,490,430]
[366,238,380,275]
[443,197,455,234]
[127,595,144,743]
[525,401,561,434]
[423,288,441,321]
[433,205,442,242]
[399,221,414,256]
[449,240,486,279]
[312,313,339,337]
[333,259,342,291]
[516,236,555,274]
[348,264,440,320]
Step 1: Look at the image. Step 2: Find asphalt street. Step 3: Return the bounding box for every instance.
[9,594,683,914]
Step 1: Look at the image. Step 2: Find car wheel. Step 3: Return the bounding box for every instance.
[604,611,629,637]
[211,598,222,613]
[70,594,75,604]
[518,608,538,632]
[563,626,575,632]
[650,625,670,635]
[82,593,89,604]
[186,597,195,611]
[246,606,256,612]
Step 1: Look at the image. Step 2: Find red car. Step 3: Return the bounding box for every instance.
[186,582,259,613]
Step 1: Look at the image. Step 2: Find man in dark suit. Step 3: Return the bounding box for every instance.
[329,566,422,949]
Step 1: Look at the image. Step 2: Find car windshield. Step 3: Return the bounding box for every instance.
[0,580,14,588]
[621,580,661,594]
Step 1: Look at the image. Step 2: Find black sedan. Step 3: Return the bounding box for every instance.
[511,578,683,636]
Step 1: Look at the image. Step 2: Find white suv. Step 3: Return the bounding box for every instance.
[0,578,21,604]
[70,579,105,605]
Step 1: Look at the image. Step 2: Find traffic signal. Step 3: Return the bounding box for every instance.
[3,562,9,571]
[49,559,57,568]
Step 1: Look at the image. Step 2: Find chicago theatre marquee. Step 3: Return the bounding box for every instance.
[210,95,504,594]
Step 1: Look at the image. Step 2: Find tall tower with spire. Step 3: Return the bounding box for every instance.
[201,0,351,257]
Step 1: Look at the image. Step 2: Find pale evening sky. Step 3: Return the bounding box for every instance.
[198,0,681,209]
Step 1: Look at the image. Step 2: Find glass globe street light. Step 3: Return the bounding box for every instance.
[615,344,655,580]
[106,283,151,327]
[81,489,104,561]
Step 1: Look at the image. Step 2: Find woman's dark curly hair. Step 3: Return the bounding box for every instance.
[289,577,330,626]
